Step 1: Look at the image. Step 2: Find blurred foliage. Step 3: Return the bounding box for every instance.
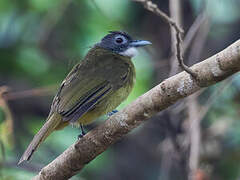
[1,0,240,180]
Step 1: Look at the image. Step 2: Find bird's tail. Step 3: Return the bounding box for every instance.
[18,113,62,165]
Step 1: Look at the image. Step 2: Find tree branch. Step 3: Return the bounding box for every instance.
[132,0,197,77]
[187,94,201,180]
[169,0,182,76]
[169,12,208,76]
[2,85,56,101]
[31,40,240,180]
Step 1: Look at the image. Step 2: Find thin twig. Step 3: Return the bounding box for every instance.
[187,94,201,180]
[169,12,208,76]
[176,31,197,77]
[2,85,57,101]
[132,0,197,77]
[169,0,182,54]
[169,0,182,76]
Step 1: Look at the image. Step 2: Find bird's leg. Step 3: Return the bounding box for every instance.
[107,110,118,117]
[78,124,86,139]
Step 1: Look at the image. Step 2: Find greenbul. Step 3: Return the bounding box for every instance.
[18,31,151,164]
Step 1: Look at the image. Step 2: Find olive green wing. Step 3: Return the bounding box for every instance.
[60,80,112,123]
[50,53,130,123]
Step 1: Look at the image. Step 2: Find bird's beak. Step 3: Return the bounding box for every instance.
[129,40,152,47]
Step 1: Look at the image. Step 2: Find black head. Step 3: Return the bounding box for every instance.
[95,31,151,57]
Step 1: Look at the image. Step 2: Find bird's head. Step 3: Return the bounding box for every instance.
[95,31,151,58]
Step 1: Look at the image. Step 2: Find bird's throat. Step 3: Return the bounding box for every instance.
[119,47,138,57]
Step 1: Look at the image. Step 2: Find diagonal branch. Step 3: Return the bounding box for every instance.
[31,40,240,180]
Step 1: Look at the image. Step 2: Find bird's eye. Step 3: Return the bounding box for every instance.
[115,37,123,44]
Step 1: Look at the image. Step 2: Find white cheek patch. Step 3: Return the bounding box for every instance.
[119,47,138,58]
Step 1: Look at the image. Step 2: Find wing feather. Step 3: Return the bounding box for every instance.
[49,49,131,123]
[62,85,112,123]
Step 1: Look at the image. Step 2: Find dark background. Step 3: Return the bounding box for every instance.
[1,0,240,179]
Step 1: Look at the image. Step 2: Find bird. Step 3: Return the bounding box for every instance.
[18,31,151,164]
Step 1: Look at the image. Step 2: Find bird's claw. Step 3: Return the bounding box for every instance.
[78,134,84,140]
[77,124,86,140]
[107,110,118,117]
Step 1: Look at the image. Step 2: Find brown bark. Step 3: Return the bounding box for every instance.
[32,40,240,180]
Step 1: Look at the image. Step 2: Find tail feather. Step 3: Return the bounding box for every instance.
[18,113,61,165]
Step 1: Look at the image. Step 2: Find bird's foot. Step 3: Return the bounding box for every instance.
[107,110,118,117]
[77,124,86,140]
[78,134,84,140]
